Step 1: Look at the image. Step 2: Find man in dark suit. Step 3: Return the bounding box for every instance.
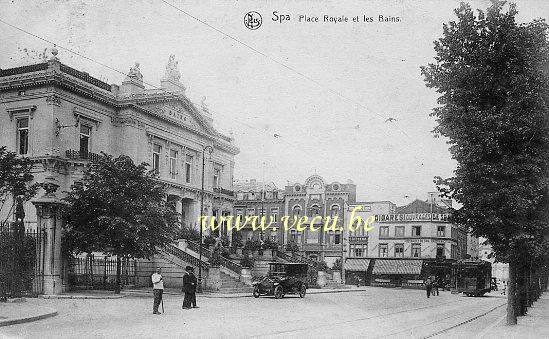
[182,266,198,309]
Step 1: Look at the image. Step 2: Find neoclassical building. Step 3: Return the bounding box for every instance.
[0,50,239,229]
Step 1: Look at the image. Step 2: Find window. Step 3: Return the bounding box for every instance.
[395,226,405,237]
[379,226,389,238]
[246,208,255,216]
[412,226,421,237]
[292,205,302,218]
[411,243,421,258]
[349,244,366,257]
[290,229,297,242]
[169,149,178,179]
[436,243,445,257]
[213,168,220,188]
[16,118,29,155]
[310,205,320,217]
[151,144,161,173]
[451,244,458,259]
[79,124,92,155]
[236,209,244,217]
[270,208,279,222]
[394,244,404,257]
[437,226,446,237]
[331,204,340,218]
[185,154,193,183]
[379,244,388,257]
[334,233,341,245]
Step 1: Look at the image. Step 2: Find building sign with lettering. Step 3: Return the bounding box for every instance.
[374,213,450,222]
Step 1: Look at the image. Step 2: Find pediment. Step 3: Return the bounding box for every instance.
[139,101,214,135]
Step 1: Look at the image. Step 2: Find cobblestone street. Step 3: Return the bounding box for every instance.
[1,288,507,338]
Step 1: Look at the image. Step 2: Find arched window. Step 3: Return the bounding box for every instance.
[330,204,340,218]
[310,204,320,217]
[292,205,302,218]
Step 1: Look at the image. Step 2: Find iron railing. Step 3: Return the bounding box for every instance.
[184,240,242,274]
[68,255,137,290]
[275,249,318,268]
[66,149,102,162]
[213,187,235,197]
[162,244,209,270]
[0,222,46,299]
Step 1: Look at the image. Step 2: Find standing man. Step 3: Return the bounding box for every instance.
[182,266,191,309]
[425,276,432,298]
[432,276,439,296]
[188,267,199,308]
[151,267,164,314]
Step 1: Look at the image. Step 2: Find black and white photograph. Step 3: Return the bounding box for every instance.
[1,0,549,338]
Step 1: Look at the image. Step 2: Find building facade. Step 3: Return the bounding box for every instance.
[233,179,285,242]
[343,197,469,286]
[0,51,239,229]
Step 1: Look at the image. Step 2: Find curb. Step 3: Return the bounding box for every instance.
[0,308,58,327]
[39,294,126,299]
[123,288,367,299]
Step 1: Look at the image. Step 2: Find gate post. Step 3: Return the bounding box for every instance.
[32,179,67,295]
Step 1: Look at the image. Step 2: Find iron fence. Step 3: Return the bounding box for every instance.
[0,222,46,300]
[68,255,137,291]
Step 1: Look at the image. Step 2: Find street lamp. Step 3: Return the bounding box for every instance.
[198,145,213,292]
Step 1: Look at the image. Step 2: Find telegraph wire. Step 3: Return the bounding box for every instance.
[0,18,417,192]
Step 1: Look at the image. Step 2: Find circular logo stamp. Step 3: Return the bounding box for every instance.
[244,11,262,30]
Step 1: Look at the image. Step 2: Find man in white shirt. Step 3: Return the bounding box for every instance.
[151,267,164,314]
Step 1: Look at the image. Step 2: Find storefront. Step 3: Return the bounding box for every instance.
[344,258,371,286]
[371,259,424,288]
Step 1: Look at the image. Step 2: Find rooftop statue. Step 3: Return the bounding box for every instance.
[164,54,181,82]
[127,62,143,81]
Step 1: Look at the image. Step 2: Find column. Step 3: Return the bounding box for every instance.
[32,180,66,295]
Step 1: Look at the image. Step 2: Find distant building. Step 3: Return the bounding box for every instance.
[233,179,284,242]
[343,195,469,287]
[0,52,239,229]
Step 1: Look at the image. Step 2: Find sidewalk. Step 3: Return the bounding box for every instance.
[0,301,57,327]
[124,285,371,298]
[38,290,127,299]
[479,292,549,338]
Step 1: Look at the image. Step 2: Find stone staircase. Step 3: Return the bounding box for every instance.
[219,271,253,293]
[162,243,251,293]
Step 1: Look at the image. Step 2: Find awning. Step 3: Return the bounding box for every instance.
[344,259,371,272]
[372,259,423,275]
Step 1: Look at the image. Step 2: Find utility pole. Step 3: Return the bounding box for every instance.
[198,145,213,293]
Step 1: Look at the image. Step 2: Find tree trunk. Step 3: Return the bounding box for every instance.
[507,260,517,325]
[114,256,121,294]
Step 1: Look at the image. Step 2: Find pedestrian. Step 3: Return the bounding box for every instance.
[501,281,507,295]
[188,267,198,308]
[182,266,198,309]
[151,267,164,314]
[433,277,439,296]
[425,277,432,298]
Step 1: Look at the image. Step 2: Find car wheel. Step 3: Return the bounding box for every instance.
[299,284,306,298]
[253,287,260,298]
[274,285,284,299]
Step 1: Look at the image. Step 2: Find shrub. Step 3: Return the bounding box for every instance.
[285,241,299,252]
[203,235,217,247]
[316,260,329,271]
[332,258,342,271]
[240,254,254,268]
[175,225,200,242]
[244,239,261,251]
[262,238,279,250]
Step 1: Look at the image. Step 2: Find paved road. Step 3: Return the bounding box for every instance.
[0,288,507,339]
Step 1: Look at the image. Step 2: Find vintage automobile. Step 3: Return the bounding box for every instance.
[252,262,308,299]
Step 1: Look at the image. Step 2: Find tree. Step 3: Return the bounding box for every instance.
[0,146,39,225]
[63,153,179,293]
[422,1,549,325]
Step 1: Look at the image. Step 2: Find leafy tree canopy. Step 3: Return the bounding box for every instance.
[0,146,39,221]
[63,153,179,259]
[422,1,549,262]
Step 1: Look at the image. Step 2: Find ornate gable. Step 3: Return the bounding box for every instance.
[138,100,215,136]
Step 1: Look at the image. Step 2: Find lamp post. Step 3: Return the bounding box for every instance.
[198,145,213,292]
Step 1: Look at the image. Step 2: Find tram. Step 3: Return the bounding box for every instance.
[451,260,492,297]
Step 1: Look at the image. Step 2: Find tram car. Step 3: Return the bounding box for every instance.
[452,260,492,297]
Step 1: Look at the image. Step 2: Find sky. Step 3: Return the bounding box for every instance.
[1,0,548,206]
